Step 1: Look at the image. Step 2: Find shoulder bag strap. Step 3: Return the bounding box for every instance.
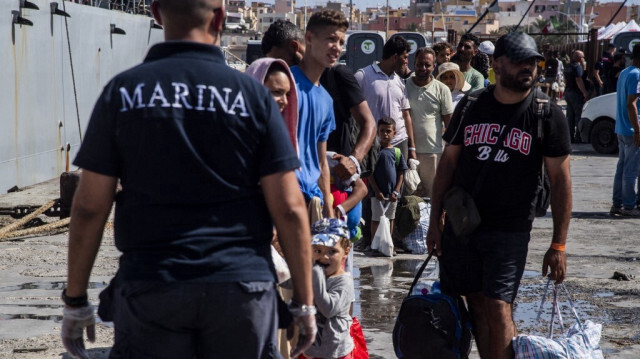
[535,91,550,181]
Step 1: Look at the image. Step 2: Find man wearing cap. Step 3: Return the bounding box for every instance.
[405,47,454,198]
[60,0,316,357]
[427,32,572,359]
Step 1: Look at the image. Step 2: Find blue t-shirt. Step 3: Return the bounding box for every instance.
[370,147,408,197]
[564,62,584,90]
[73,42,300,283]
[291,66,336,200]
[615,66,640,136]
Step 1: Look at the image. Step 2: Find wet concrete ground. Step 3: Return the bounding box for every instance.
[1,143,640,358]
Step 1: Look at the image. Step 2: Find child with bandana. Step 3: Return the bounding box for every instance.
[304,218,355,359]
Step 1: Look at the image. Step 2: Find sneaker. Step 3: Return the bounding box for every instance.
[620,208,640,217]
[610,205,622,216]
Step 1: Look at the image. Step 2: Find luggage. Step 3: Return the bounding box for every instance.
[393,252,472,359]
[513,279,604,359]
[402,201,430,255]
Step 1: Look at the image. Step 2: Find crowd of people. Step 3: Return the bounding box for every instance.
[62,0,640,358]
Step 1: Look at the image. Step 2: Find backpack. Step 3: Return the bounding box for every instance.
[457,87,551,218]
[393,251,472,359]
[394,147,402,166]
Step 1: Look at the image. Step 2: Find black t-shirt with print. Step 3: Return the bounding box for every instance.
[443,87,571,232]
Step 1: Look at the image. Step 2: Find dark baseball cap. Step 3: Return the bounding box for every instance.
[493,32,544,62]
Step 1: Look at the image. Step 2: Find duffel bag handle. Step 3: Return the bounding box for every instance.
[407,249,436,298]
[533,279,589,340]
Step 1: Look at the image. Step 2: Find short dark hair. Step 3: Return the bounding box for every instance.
[377,117,396,130]
[383,36,411,60]
[613,53,625,63]
[306,9,349,34]
[415,47,435,61]
[433,42,452,55]
[262,19,304,55]
[459,34,480,48]
[633,43,640,60]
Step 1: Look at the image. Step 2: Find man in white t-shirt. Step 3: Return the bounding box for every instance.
[355,36,417,162]
[406,47,453,198]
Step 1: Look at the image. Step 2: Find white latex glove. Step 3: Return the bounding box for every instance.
[61,304,95,359]
[289,313,317,358]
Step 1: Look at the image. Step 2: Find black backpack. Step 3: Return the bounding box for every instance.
[457,87,551,218]
[393,252,472,359]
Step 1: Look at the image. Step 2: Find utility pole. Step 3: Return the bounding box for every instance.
[386,0,389,39]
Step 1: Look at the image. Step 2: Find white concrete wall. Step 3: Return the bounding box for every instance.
[0,0,164,192]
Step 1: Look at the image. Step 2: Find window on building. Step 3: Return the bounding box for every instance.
[454,17,460,21]
[464,20,468,24]
[534,5,545,13]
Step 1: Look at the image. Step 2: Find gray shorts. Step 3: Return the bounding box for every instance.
[371,198,398,220]
[108,281,280,359]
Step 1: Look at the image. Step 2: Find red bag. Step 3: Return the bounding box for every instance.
[351,317,369,359]
[299,317,369,359]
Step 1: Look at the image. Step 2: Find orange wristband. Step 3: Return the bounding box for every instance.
[550,243,566,252]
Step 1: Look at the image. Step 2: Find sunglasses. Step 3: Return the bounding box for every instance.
[459,44,473,50]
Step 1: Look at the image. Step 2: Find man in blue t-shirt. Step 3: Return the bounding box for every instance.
[610,44,640,217]
[291,10,347,219]
[60,1,316,358]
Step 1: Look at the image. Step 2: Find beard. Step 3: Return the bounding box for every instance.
[414,69,432,81]
[499,69,535,92]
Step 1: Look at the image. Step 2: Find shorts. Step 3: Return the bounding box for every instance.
[371,197,398,220]
[439,225,530,304]
[109,280,280,358]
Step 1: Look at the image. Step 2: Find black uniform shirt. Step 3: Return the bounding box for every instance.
[75,41,299,282]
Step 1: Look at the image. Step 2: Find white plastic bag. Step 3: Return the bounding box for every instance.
[404,158,421,195]
[271,245,290,284]
[371,202,394,257]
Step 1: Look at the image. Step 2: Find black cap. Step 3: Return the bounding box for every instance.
[493,32,544,62]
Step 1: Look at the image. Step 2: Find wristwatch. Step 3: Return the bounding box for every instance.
[61,289,89,308]
[393,190,400,197]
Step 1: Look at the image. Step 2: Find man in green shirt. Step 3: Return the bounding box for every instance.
[453,33,485,92]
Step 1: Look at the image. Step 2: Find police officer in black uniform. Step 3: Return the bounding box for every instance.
[61,1,315,357]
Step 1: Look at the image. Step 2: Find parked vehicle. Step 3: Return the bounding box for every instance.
[578,93,618,154]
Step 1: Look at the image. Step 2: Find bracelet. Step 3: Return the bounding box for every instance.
[287,301,317,317]
[392,190,400,197]
[61,288,89,308]
[550,243,566,252]
[348,155,361,175]
[408,147,416,151]
[336,204,347,218]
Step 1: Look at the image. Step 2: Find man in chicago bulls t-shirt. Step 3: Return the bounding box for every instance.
[426,32,572,359]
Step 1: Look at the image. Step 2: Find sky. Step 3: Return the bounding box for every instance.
[286,0,640,12]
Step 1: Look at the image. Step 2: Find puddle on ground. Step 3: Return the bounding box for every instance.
[0,313,63,321]
[593,291,615,298]
[0,281,106,292]
[353,259,439,332]
[355,260,609,335]
[0,281,106,323]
